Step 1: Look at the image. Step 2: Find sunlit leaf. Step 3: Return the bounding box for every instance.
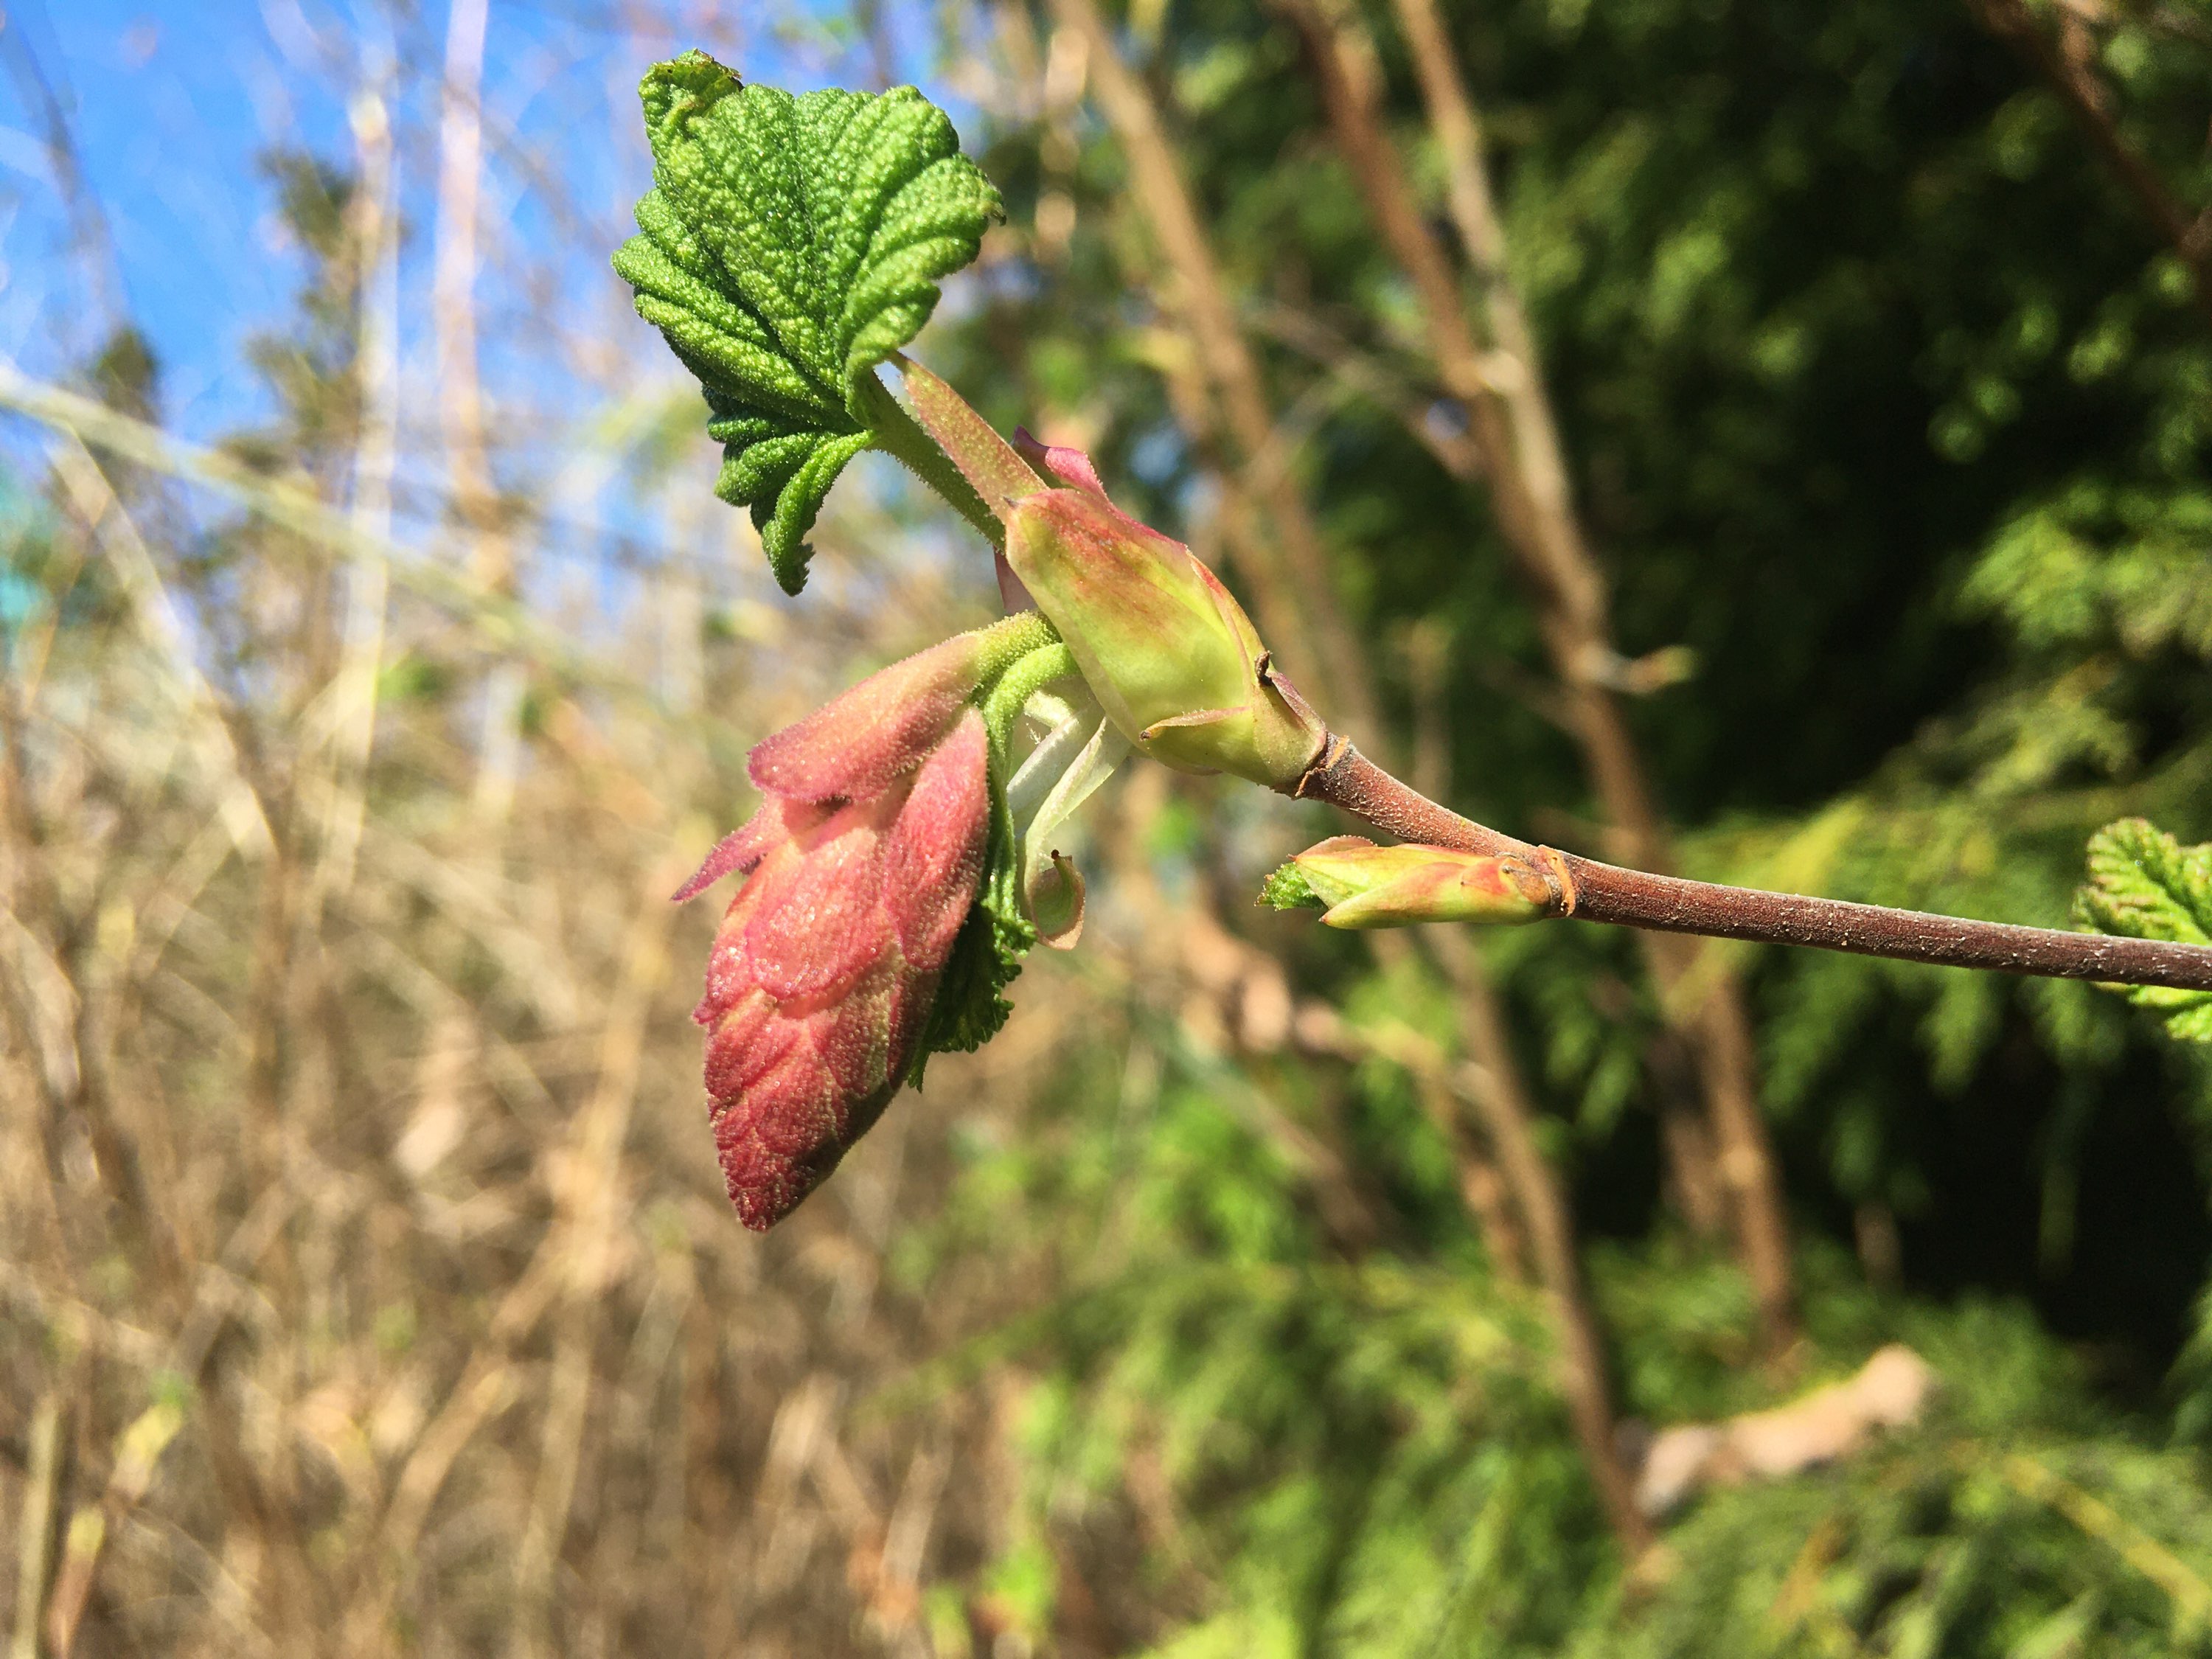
[2075,818,2212,1042]
[613,51,1001,591]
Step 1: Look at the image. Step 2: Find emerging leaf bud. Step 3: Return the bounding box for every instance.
[1261,836,1563,930]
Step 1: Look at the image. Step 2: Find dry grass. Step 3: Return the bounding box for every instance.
[0,397,1124,1655]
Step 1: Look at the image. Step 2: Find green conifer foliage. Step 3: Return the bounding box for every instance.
[905,1,2212,1649]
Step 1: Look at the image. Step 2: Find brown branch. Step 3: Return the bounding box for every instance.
[1421,928,1654,1552]
[1292,743,2212,992]
[1283,0,1799,1351]
[1969,0,2212,331]
[1295,938,1649,1550]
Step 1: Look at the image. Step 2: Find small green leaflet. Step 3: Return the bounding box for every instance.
[1258,860,1323,912]
[2075,818,2212,1042]
[613,52,1002,593]
[911,815,1035,1077]
[908,726,1040,1083]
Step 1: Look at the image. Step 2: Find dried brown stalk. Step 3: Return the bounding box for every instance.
[434,0,530,825]
[1047,0,1376,737]
[1282,0,1800,1352]
[45,1397,187,1656]
[1325,962,1655,1550]
[510,846,687,1653]
[10,1394,63,1659]
[1054,0,1655,1547]
[1969,0,2212,331]
[0,43,1048,1649]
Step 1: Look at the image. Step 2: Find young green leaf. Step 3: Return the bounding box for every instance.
[1258,859,1324,913]
[613,51,1002,593]
[910,810,1037,1071]
[907,681,1048,1076]
[2075,818,2212,1042]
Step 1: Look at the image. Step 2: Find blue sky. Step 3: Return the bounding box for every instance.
[0,0,974,443]
[0,0,1006,631]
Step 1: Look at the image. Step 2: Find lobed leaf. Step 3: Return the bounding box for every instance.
[2074,818,2212,1042]
[613,51,1001,592]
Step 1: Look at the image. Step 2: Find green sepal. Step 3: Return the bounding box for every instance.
[2075,817,2212,1043]
[613,51,1003,593]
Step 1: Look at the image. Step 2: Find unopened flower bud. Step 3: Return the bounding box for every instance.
[1261,836,1562,930]
[677,632,997,1229]
[1003,442,1326,790]
[892,358,1326,790]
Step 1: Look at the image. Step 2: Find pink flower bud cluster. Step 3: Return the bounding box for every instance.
[675,635,993,1229]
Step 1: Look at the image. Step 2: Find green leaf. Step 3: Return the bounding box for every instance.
[1257,860,1324,912]
[911,814,1036,1072]
[910,746,1035,1080]
[908,630,1073,1080]
[2074,818,2212,1042]
[613,52,1003,593]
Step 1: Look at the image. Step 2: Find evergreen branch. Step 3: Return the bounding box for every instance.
[1967,0,2212,335]
[1286,741,2212,993]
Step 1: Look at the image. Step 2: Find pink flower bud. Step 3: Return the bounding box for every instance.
[679,636,993,1229]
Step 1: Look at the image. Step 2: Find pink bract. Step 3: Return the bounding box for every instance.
[680,640,992,1230]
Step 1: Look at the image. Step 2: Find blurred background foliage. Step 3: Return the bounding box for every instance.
[1,0,2211,1654]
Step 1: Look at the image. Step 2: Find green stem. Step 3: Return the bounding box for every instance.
[972,608,1060,679]
[983,643,1082,748]
[856,370,1006,550]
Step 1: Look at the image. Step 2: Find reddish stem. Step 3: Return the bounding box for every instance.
[1290,742,2212,993]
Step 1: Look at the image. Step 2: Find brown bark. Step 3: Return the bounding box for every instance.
[1283,0,1799,1352]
